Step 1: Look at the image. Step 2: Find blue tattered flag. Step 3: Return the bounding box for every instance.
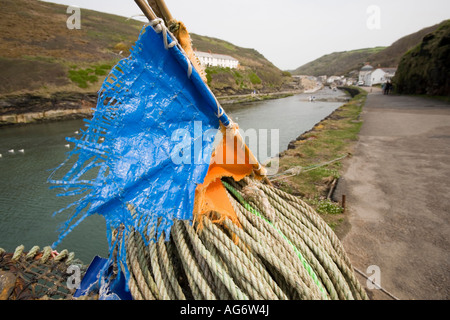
[48,21,231,291]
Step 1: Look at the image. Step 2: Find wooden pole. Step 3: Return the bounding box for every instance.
[145,1,163,21]
[134,0,271,185]
[134,0,157,21]
[153,0,175,24]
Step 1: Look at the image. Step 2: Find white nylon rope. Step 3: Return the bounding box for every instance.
[150,18,193,79]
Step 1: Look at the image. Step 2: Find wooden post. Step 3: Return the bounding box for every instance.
[153,0,175,24]
[134,0,157,21]
[135,0,271,186]
[327,178,337,200]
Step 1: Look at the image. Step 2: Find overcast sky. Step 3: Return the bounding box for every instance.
[43,0,450,70]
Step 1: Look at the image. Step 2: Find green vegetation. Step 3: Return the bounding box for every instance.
[308,198,344,215]
[205,65,280,95]
[272,87,367,234]
[393,19,450,97]
[0,0,142,95]
[291,20,445,77]
[291,47,386,76]
[190,33,291,95]
[68,64,112,88]
[249,72,262,85]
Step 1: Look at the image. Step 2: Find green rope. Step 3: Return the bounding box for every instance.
[222,180,329,299]
[114,177,368,300]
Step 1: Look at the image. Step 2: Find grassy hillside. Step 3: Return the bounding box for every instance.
[0,0,143,95]
[0,0,290,98]
[368,22,445,69]
[393,20,450,97]
[191,34,291,95]
[291,22,444,77]
[291,47,386,76]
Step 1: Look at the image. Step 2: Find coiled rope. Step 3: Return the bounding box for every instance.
[121,176,369,300]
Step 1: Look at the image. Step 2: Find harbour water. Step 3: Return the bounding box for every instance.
[0,88,346,263]
[224,88,348,163]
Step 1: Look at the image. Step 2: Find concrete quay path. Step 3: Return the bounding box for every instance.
[334,88,450,300]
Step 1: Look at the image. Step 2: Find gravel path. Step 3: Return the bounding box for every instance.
[334,88,450,300]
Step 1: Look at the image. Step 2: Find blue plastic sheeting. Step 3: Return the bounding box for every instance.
[49,24,230,291]
[74,256,133,300]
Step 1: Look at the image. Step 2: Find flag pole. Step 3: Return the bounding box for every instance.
[153,0,175,25]
[133,0,271,185]
[134,0,157,21]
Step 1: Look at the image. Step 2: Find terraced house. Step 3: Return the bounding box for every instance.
[195,51,239,69]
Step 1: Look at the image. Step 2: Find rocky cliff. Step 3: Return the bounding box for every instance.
[0,92,97,125]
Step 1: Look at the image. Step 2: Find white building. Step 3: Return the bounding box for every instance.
[369,68,397,85]
[359,65,397,86]
[358,65,374,85]
[195,51,239,69]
